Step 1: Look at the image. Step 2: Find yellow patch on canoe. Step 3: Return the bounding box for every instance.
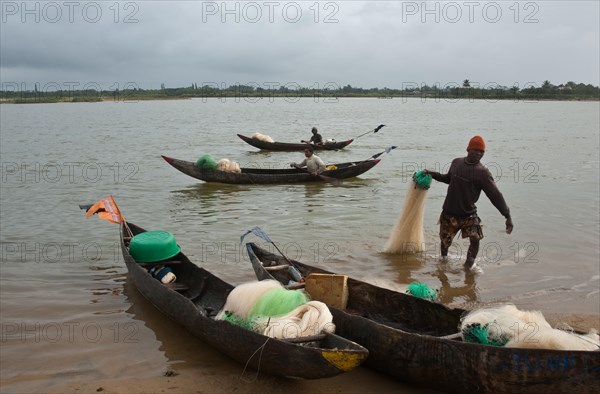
[321,349,367,371]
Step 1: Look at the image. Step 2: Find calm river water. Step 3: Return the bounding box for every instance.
[1,97,599,392]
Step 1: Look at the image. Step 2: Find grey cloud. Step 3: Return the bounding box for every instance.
[1,1,598,89]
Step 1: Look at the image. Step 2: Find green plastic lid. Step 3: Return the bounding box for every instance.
[412,171,432,190]
[129,231,181,263]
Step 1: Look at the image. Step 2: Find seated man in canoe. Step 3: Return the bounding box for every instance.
[291,145,326,176]
[301,127,323,145]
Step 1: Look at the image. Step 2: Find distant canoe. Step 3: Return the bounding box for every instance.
[237,134,353,151]
[162,155,381,184]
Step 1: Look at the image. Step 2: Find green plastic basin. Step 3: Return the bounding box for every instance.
[129,231,181,263]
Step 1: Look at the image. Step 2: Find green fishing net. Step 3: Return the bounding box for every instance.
[412,171,432,190]
[406,281,438,301]
[220,311,256,331]
[248,287,309,319]
[462,323,509,347]
[195,154,217,170]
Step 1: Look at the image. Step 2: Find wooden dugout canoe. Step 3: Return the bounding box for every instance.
[162,155,380,184]
[237,134,353,151]
[246,242,600,393]
[119,222,369,380]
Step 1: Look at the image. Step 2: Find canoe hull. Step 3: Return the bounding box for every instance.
[238,134,353,151]
[246,243,600,393]
[120,223,369,379]
[162,156,380,184]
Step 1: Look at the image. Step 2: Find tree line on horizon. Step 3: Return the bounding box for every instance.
[1,80,598,103]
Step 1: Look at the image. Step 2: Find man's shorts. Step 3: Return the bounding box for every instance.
[439,212,483,249]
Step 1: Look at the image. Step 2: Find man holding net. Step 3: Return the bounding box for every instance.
[424,135,514,271]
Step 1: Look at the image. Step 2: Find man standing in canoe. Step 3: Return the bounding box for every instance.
[301,127,323,145]
[424,136,513,271]
[291,145,326,176]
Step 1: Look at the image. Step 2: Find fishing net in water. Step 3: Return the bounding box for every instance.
[383,171,432,254]
[195,154,217,170]
[406,281,438,301]
[249,287,309,319]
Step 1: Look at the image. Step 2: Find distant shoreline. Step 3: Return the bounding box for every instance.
[1,95,598,104]
[2,81,598,104]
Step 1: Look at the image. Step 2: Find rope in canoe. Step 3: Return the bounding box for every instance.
[240,337,270,382]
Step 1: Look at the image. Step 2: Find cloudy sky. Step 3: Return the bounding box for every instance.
[1,1,598,91]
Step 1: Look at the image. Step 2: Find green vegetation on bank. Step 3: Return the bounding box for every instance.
[1,80,598,104]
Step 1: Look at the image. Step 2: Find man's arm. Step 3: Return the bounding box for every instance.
[424,161,453,184]
[314,156,326,174]
[430,171,451,184]
[481,169,513,234]
[291,158,307,168]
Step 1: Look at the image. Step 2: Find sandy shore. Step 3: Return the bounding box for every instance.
[46,367,437,394]
[35,313,598,394]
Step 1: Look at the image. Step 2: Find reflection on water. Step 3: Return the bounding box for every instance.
[377,251,478,306]
[435,262,478,306]
[121,278,237,372]
[172,183,249,207]
[379,252,427,285]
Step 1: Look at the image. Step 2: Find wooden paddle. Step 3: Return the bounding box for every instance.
[353,124,385,140]
[294,167,343,186]
[295,166,342,185]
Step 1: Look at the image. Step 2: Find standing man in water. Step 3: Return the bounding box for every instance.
[424,135,513,271]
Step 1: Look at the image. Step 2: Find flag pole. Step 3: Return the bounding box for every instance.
[109,195,133,238]
[122,216,134,238]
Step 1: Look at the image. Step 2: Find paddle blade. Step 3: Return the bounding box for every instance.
[374,124,385,133]
[240,226,273,246]
[370,146,397,160]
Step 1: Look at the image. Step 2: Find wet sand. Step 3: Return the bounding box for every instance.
[46,367,438,394]
[36,314,598,394]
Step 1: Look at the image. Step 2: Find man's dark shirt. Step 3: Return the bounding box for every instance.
[310,133,323,144]
[431,157,510,218]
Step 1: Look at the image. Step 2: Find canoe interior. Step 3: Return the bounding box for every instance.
[162,155,380,184]
[240,160,367,174]
[119,223,369,379]
[247,242,463,335]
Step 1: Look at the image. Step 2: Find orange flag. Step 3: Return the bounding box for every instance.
[85,195,124,224]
